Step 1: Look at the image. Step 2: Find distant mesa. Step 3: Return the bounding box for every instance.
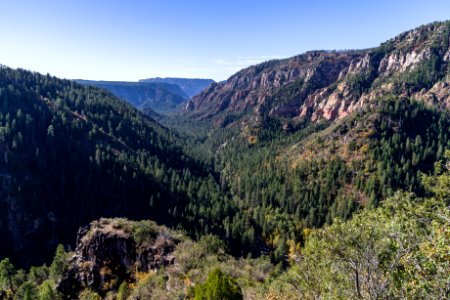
[76,77,215,115]
[139,77,215,98]
[76,80,188,114]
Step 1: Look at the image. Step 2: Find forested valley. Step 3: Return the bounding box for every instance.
[1,20,450,300]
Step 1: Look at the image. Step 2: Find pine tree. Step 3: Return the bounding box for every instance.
[194,268,243,300]
[49,245,68,282]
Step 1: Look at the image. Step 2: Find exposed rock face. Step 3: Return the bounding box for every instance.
[187,51,363,121]
[58,218,179,297]
[416,81,450,109]
[185,21,450,129]
[378,49,431,75]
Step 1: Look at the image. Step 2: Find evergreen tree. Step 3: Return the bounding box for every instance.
[38,280,61,300]
[13,282,39,300]
[49,245,68,282]
[0,258,17,294]
[194,268,243,300]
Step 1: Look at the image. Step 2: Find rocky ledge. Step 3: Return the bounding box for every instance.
[57,218,181,297]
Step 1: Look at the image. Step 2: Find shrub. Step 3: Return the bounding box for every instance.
[194,268,243,300]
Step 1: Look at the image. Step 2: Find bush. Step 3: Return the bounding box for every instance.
[78,289,101,300]
[194,268,243,300]
[131,220,159,244]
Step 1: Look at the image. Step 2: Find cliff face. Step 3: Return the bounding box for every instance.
[185,21,450,128]
[59,218,179,297]
[187,51,362,119]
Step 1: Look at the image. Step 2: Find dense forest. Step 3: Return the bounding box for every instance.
[1,20,450,300]
[1,149,449,299]
[0,66,241,266]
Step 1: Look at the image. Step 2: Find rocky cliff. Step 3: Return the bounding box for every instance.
[58,218,180,297]
[185,21,450,128]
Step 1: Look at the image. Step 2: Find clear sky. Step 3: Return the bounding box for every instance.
[0,0,449,81]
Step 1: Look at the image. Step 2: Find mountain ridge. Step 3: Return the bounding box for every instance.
[185,21,450,129]
[0,67,235,268]
[139,77,215,98]
[76,80,188,114]
[1,20,450,300]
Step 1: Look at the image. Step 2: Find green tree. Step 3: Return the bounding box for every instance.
[28,265,49,285]
[194,268,243,300]
[399,151,450,298]
[275,153,450,299]
[49,245,68,282]
[13,282,39,300]
[421,149,450,203]
[38,280,61,300]
[0,258,17,294]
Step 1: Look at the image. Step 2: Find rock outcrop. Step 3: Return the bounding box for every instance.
[58,218,180,297]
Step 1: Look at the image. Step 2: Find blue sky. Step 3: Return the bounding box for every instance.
[0,0,449,81]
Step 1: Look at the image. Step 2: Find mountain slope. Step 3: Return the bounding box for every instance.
[2,20,450,284]
[0,67,236,268]
[76,80,188,113]
[172,21,450,264]
[139,77,215,98]
[185,21,450,128]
